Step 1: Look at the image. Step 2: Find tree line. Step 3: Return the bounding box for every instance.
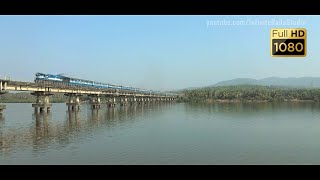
[0,92,69,103]
[178,85,320,102]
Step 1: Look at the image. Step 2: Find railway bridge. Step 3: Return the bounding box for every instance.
[0,78,176,115]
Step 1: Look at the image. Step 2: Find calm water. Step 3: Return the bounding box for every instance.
[1,102,320,164]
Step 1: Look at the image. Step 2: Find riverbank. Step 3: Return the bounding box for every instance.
[178,85,320,103]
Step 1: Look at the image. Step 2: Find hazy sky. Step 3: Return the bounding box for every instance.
[0,15,319,90]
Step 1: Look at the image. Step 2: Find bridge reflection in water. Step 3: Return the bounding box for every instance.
[0,103,174,156]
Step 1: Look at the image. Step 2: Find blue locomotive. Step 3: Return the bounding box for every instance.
[34,72,163,95]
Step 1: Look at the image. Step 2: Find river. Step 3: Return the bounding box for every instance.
[1,102,320,164]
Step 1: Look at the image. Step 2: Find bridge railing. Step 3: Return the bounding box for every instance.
[5,80,175,98]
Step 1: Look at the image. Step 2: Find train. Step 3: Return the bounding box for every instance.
[34,72,164,95]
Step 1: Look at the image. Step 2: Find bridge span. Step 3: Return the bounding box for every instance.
[0,79,176,115]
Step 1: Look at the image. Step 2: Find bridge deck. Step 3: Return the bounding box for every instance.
[0,79,175,98]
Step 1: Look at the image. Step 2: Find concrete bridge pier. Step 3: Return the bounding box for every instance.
[143,97,149,106]
[0,80,8,92]
[120,96,128,106]
[136,97,142,105]
[31,91,53,113]
[0,80,9,115]
[65,93,82,111]
[135,97,139,105]
[89,94,101,109]
[128,97,132,105]
[130,97,137,105]
[0,99,6,115]
[107,96,116,108]
[145,98,151,107]
[148,97,152,103]
[0,105,5,115]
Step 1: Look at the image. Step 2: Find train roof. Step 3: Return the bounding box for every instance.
[35,72,165,94]
[36,72,116,86]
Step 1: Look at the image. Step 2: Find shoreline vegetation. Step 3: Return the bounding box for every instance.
[0,93,71,103]
[177,85,320,103]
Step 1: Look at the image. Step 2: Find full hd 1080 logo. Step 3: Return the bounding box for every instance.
[270,28,306,57]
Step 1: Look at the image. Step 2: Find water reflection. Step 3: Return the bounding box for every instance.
[32,112,51,151]
[66,110,81,131]
[0,114,4,123]
[0,103,173,156]
[88,109,102,127]
[34,112,50,136]
[3,102,320,164]
[185,102,320,114]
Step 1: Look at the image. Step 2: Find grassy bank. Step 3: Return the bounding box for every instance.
[0,92,69,103]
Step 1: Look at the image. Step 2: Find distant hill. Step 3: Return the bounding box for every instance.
[213,77,320,88]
